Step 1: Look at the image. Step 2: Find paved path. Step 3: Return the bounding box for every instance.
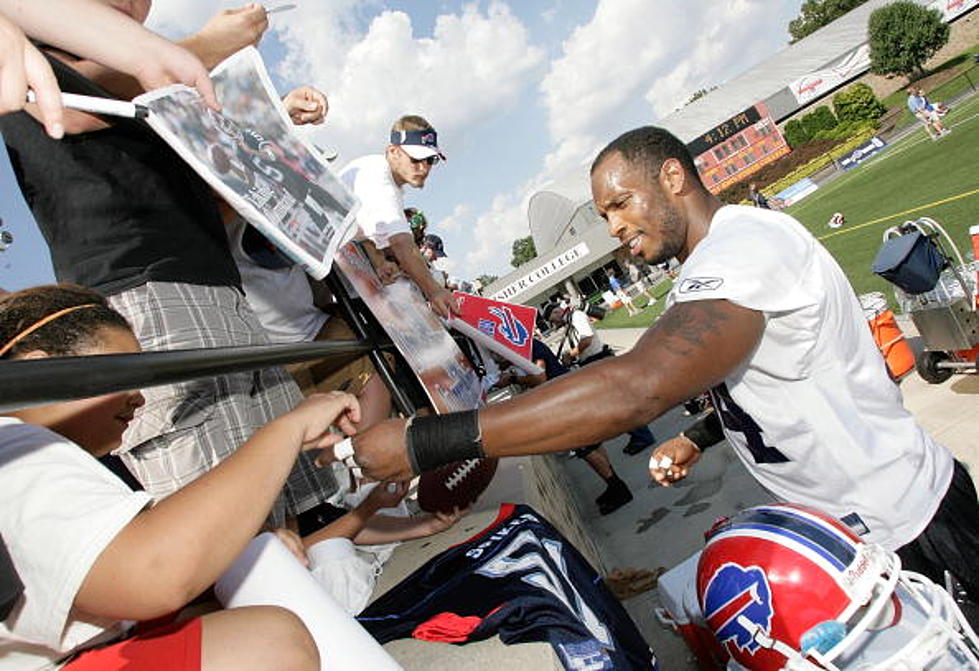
[563,325,977,669]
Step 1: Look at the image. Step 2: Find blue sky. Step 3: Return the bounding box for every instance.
[0,0,805,290]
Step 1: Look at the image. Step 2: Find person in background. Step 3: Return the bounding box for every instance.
[548,304,656,457]
[606,267,639,316]
[339,115,459,319]
[503,336,634,515]
[404,207,427,247]
[747,182,770,209]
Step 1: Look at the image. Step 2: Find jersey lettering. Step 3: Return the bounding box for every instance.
[710,383,789,464]
[476,530,612,648]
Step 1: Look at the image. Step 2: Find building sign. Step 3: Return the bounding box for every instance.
[687,106,762,157]
[789,45,871,106]
[491,242,590,302]
[928,0,978,20]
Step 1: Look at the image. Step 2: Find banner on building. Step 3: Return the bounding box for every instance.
[927,0,978,21]
[450,293,541,374]
[136,48,357,280]
[492,242,590,302]
[789,45,871,106]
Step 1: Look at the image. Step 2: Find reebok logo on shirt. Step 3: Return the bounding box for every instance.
[679,277,724,293]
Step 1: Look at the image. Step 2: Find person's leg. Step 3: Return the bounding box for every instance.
[200,606,319,671]
[623,423,656,455]
[582,446,614,479]
[579,447,633,514]
[896,460,979,624]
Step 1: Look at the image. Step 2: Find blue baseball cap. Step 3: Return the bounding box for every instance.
[390,128,446,161]
[422,233,447,257]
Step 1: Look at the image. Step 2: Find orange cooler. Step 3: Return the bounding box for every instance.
[859,292,914,380]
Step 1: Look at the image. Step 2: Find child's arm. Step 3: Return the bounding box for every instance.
[301,482,409,548]
[74,392,359,621]
[353,507,468,545]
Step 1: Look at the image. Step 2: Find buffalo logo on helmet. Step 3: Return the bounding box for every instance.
[421,132,436,146]
[702,563,773,655]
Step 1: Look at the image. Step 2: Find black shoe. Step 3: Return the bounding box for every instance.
[598,479,633,515]
[623,438,653,456]
[595,475,624,505]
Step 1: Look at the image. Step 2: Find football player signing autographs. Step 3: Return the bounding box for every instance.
[341,126,979,612]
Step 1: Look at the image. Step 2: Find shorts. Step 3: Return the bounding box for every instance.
[63,617,202,671]
[287,316,391,397]
[109,282,337,525]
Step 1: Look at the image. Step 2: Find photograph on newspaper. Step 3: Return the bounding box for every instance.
[134,47,357,279]
[334,242,484,414]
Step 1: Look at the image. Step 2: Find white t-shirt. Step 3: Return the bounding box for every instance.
[669,205,952,550]
[338,155,408,249]
[0,418,151,669]
[227,218,328,344]
[570,310,605,361]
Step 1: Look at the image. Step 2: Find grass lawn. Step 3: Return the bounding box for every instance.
[595,279,673,329]
[785,92,979,302]
[595,92,978,328]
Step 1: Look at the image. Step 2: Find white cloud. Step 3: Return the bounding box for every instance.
[460,0,800,279]
[435,203,470,234]
[273,2,545,164]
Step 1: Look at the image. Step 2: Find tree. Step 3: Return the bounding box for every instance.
[782,118,811,149]
[789,0,870,42]
[476,274,498,288]
[801,106,839,138]
[510,236,537,268]
[832,82,887,123]
[868,2,949,79]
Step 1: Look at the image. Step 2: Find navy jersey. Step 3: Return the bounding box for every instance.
[358,504,657,670]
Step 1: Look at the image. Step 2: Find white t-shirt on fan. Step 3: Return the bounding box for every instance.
[0,417,151,669]
[339,155,408,250]
[228,218,328,344]
[669,205,953,550]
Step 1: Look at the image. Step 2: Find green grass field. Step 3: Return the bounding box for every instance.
[597,92,979,328]
[786,92,979,302]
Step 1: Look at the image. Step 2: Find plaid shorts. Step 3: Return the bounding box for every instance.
[109,282,337,525]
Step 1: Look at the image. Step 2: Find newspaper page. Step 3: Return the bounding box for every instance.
[134,47,356,279]
[335,242,483,413]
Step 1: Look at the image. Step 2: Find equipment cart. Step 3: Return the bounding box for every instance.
[873,217,979,384]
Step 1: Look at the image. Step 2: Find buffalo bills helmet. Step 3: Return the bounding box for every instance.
[696,503,978,670]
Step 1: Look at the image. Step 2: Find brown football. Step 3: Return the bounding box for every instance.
[416,457,499,514]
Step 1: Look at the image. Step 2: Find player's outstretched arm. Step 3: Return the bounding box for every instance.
[350,298,763,481]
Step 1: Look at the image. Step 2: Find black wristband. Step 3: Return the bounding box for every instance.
[405,410,484,475]
[683,410,723,451]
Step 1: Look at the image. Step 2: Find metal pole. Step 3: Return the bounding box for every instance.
[0,339,376,413]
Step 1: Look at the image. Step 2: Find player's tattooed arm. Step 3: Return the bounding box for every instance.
[349,298,763,481]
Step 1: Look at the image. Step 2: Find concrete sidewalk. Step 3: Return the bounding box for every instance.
[567,325,978,669]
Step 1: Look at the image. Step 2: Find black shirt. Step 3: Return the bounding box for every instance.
[0,56,240,295]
